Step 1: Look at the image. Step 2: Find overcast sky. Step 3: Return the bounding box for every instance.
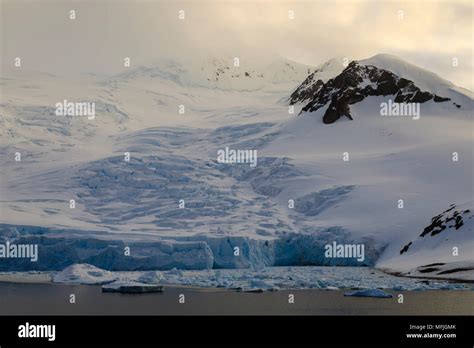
[1,0,472,90]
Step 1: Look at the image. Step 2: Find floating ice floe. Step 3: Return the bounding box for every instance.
[102,280,164,293]
[49,263,472,292]
[344,289,393,298]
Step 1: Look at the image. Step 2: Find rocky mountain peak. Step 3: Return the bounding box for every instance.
[291,60,453,124]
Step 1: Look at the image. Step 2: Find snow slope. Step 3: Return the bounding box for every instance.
[360,54,473,108]
[269,53,473,277]
[377,202,473,280]
[110,56,312,92]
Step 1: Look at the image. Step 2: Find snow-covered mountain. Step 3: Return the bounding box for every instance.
[0,54,472,280]
[272,54,473,278]
[290,54,471,124]
[108,56,313,92]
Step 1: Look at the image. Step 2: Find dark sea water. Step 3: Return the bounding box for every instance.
[0,282,473,315]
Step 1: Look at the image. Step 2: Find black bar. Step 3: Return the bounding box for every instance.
[0,316,472,346]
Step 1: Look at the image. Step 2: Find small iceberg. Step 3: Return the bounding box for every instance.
[250,279,274,290]
[344,289,393,298]
[102,280,164,293]
[53,264,117,285]
[241,287,264,293]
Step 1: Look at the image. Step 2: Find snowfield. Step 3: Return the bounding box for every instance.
[0,54,472,282]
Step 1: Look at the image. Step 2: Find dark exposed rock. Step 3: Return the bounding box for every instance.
[323,100,352,124]
[291,61,451,124]
[434,95,450,102]
[437,267,474,275]
[400,241,412,255]
[289,75,324,104]
[399,205,472,254]
[421,262,446,267]
[420,207,468,237]
[417,267,439,273]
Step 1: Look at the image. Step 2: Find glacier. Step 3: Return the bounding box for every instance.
[0,53,472,283]
[0,224,382,271]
